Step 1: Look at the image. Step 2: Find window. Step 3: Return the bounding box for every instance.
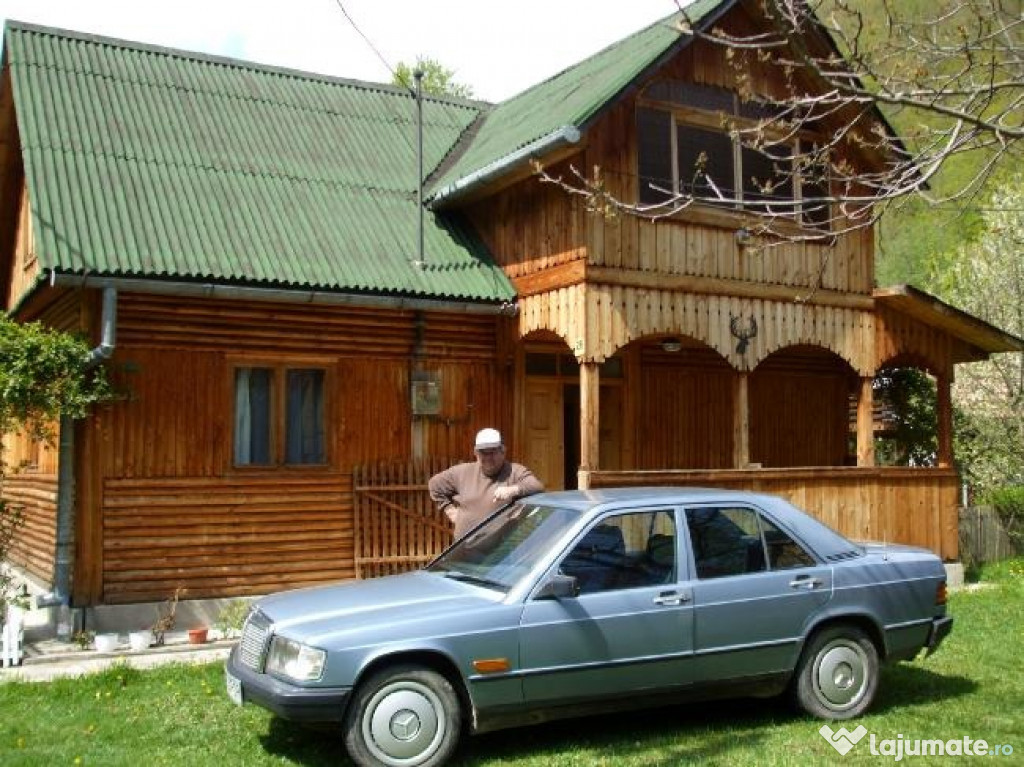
[234,365,326,467]
[559,510,677,594]
[687,507,766,579]
[686,506,816,578]
[637,80,829,227]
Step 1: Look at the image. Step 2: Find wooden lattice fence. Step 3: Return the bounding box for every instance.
[353,459,455,579]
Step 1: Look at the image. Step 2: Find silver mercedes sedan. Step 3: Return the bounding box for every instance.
[226,487,952,767]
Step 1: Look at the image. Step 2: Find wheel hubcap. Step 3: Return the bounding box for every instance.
[815,641,868,709]
[363,681,446,765]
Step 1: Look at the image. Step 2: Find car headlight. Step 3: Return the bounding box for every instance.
[265,636,326,682]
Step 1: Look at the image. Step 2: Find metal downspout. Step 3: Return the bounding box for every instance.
[37,287,117,618]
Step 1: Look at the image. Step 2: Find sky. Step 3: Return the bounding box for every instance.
[0,0,685,102]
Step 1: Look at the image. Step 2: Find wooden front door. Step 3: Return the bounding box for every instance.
[524,379,564,490]
[523,378,624,491]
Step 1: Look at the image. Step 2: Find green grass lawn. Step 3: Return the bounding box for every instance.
[2,559,1022,766]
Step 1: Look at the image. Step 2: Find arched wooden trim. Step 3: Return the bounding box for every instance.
[519,285,874,374]
[875,352,943,379]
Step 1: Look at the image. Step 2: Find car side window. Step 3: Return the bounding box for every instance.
[686,507,767,579]
[560,510,677,594]
[761,515,816,569]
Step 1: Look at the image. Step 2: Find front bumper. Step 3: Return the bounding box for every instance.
[924,615,953,657]
[226,646,350,722]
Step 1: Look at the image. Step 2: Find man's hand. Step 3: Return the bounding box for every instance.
[492,485,519,503]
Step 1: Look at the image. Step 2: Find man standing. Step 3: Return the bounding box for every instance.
[429,428,544,539]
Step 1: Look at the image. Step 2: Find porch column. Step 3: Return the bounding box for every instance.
[732,372,750,468]
[856,376,875,467]
[578,361,600,488]
[936,368,954,468]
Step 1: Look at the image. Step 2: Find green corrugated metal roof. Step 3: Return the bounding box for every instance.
[5,22,515,303]
[428,0,730,201]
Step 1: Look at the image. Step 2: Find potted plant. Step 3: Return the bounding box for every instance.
[187,627,209,644]
[150,587,183,647]
[94,632,119,653]
[128,629,153,651]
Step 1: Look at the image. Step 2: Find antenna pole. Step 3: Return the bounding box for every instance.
[414,69,425,268]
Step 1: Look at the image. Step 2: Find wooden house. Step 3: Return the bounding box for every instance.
[2,0,1021,611]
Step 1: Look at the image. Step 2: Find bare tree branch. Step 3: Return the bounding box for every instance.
[539,1,1024,253]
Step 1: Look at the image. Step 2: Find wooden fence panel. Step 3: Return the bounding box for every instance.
[354,459,453,579]
[584,467,960,560]
[959,506,1018,565]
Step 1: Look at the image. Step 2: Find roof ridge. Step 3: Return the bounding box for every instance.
[3,19,490,110]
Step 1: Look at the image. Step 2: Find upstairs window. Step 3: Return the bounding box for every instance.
[637,80,829,228]
[234,365,327,467]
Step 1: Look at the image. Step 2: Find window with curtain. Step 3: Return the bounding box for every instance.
[234,367,273,466]
[234,365,327,467]
[286,369,325,464]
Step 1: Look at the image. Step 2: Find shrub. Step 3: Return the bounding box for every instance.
[985,486,1024,549]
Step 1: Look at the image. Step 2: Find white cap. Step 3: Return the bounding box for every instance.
[474,428,503,450]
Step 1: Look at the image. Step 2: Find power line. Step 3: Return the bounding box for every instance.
[331,0,415,95]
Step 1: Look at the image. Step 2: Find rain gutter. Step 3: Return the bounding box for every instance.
[428,124,582,208]
[48,275,519,316]
[37,286,117,613]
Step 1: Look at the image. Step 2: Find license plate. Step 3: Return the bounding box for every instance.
[225,670,243,706]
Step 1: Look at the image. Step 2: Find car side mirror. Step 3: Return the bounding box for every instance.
[535,573,580,600]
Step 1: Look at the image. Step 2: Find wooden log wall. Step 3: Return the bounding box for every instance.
[100,475,352,603]
[4,181,37,312]
[1,474,58,584]
[749,348,855,468]
[466,15,875,298]
[76,292,512,604]
[636,347,735,470]
[585,466,960,560]
[632,345,855,471]
[0,290,84,588]
[106,293,512,474]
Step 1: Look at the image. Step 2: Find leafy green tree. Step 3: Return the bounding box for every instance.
[393,57,474,99]
[1,317,114,618]
[873,368,938,467]
[934,177,1024,493]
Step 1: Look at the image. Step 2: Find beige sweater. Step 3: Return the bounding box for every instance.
[428,461,544,538]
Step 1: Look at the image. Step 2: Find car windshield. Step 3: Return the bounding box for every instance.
[427,502,580,592]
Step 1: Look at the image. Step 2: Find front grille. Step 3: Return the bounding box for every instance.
[239,610,273,671]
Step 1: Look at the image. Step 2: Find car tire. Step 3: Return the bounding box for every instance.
[792,625,879,720]
[343,664,462,767]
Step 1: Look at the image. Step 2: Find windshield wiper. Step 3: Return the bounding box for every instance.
[439,570,507,591]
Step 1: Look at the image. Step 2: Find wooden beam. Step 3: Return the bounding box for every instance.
[856,376,875,468]
[511,259,587,297]
[936,368,953,469]
[579,362,600,473]
[588,266,874,310]
[732,372,750,468]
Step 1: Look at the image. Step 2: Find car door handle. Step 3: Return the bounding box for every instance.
[653,591,691,606]
[789,576,823,590]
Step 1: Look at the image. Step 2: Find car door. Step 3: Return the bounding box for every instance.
[684,504,832,683]
[518,508,694,703]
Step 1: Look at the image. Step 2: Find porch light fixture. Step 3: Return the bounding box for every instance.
[661,337,683,353]
[735,227,753,246]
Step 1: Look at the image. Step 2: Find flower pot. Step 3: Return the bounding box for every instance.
[128,630,153,652]
[188,628,209,645]
[94,633,120,653]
